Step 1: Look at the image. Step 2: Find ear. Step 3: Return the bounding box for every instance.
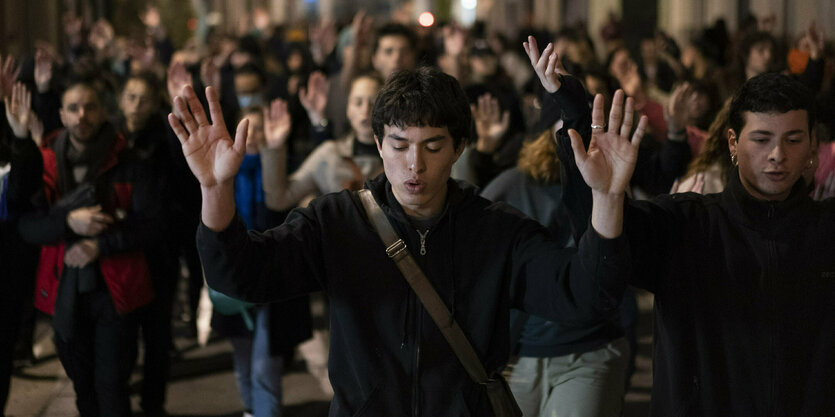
[453,140,466,161]
[375,135,383,157]
[727,128,737,155]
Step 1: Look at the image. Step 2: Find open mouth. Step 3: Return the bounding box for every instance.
[404,179,425,193]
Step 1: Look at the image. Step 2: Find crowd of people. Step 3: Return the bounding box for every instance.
[1,4,835,417]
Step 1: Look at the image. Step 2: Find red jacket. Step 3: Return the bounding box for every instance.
[32,130,154,315]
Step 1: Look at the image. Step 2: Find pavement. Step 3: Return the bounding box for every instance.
[5,290,655,417]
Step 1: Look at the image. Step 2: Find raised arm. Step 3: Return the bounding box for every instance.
[260,97,317,211]
[568,91,646,238]
[524,36,646,238]
[168,85,249,231]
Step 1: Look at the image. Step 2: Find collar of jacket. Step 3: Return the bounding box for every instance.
[721,166,810,234]
[364,172,473,226]
[53,122,124,197]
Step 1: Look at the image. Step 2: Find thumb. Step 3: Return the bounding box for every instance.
[567,128,588,165]
[234,118,249,154]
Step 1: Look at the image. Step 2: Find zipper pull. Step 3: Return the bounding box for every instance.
[416,229,429,256]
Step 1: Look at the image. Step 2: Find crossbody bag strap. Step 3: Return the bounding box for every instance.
[357,189,491,384]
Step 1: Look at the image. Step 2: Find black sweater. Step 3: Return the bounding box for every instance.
[560,129,835,415]
[198,173,630,417]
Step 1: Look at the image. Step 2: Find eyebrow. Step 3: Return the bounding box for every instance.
[387,134,447,143]
[747,129,807,136]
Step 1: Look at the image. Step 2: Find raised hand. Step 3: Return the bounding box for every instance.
[34,47,54,93]
[64,239,99,268]
[568,90,648,196]
[670,172,705,194]
[309,18,337,65]
[0,55,20,99]
[666,82,693,132]
[67,205,114,236]
[799,20,824,60]
[350,10,374,49]
[263,98,292,149]
[167,61,193,102]
[523,35,564,93]
[4,82,32,138]
[472,93,510,153]
[200,57,221,90]
[168,85,249,189]
[299,71,329,124]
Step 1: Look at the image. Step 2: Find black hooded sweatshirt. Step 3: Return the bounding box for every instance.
[198,170,630,417]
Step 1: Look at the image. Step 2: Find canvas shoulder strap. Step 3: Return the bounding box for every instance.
[356,189,490,384]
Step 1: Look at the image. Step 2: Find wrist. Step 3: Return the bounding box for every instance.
[11,126,28,139]
[592,189,625,204]
[311,115,329,131]
[476,134,501,153]
[591,191,625,239]
[36,81,50,94]
[201,181,236,232]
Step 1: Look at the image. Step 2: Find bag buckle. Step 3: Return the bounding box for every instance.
[386,239,408,259]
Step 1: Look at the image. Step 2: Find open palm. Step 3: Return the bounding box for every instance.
[264,98,292,149]
[568,90,647,195]
[168,85,248,188]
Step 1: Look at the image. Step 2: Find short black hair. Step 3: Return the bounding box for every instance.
[372,66,473,149]
[61,78,101,106]
[122,71,164,102]
[728,72,815,136]
[372,23,417,55]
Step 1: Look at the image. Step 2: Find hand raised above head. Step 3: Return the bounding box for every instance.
[0,55,20,99]
[4,82,31,138]
[567,90,647,196]
[472,93,510,154]
[168,85,249,189]
[522,35,565,94]
[167,61,193,103]
[263,98,291,149]
[670,172,705,195]
[299,71,329,121]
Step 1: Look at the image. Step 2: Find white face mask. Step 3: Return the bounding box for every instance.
[237,93,264,109]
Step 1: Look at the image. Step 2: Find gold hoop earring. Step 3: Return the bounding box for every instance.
[730,153,738,166]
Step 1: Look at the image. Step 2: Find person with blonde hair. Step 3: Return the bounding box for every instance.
[482,128,630,417]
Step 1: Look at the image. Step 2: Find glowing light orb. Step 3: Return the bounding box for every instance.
[418,12,435,27]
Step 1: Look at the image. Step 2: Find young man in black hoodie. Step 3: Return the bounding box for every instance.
[527,32,835,415]
[169,66,639,416]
